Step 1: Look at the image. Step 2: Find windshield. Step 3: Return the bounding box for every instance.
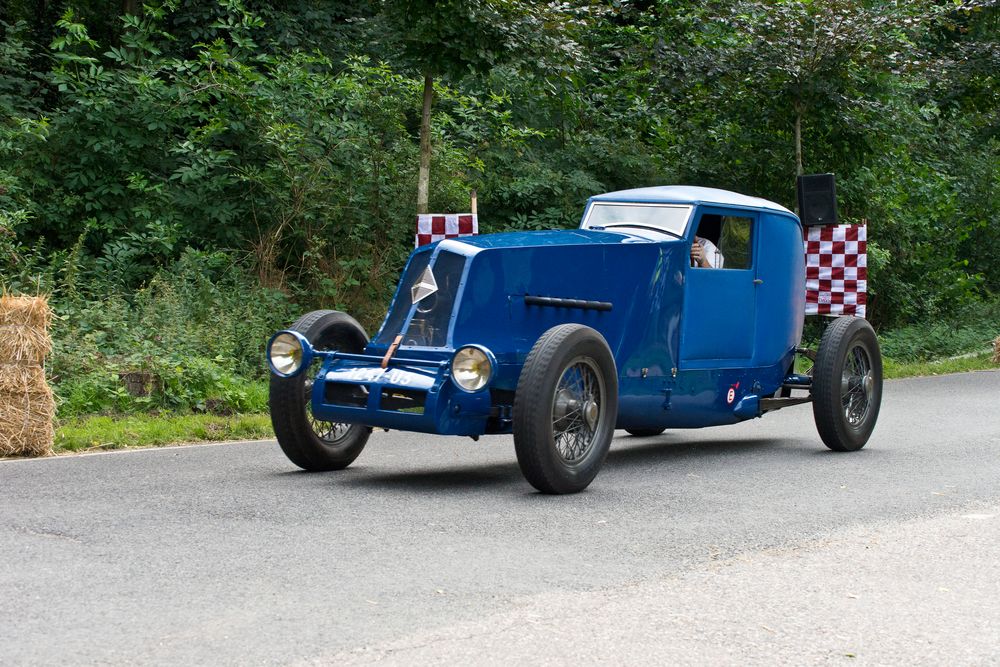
[375,250,431,345]
[581,203,692,238]
[404,250,466,347]
[374,249,467,348]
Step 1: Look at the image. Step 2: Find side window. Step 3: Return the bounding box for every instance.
[693,213,754,270]
[717,215,753,270]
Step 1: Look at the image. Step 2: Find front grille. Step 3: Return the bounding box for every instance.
[490,388,515,408]
[380,388,427,414]
[486,388,515,432]
[325,382,369,408]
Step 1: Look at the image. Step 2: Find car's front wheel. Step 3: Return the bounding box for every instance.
[269,310,371,471]
[513,324,618,494]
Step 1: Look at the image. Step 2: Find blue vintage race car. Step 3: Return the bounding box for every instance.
[267,186,882,493]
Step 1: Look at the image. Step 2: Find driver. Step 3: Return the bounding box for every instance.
[691,236,724,268]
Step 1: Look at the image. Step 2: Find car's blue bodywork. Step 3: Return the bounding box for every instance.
[306,186,805,437]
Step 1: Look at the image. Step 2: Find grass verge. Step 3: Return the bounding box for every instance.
[54,413,273,453]
[883,351,997,379]
[797,351,996,378]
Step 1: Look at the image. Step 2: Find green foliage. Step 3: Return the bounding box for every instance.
[882,351,997,379]
[0,20,36,115]
[2,6,545,322]
[878,299,1000,362]
[379,0,584,78]
[0,0,997,419]
[49,248,290,417]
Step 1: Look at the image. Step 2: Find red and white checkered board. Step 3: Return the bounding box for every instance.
[415,214,478,248]
[804,224,867,318]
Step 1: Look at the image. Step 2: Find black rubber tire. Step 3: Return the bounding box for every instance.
[513,324,618,494]
[269,310,371,471]
[626,428,665,437]
[812,316,883,452]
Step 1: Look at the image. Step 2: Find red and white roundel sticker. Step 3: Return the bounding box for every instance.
[726,387,736,404]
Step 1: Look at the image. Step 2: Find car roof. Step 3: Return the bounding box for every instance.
[590,185,795,216]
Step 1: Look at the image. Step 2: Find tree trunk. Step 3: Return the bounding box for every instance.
[794,106,804,177]
[417,74,433,215]
[123,0,140,15]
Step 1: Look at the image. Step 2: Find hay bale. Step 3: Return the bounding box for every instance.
[0,364,47,394]
[0,295,54,457]
[0,295,52,328]
[0,294,53,364]
[0,327,51,365]
[0,389,55,457]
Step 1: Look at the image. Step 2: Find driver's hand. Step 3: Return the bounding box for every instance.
[690,243,704,267]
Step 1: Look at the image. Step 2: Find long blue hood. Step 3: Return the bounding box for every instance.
[446,228,656,250]
[370,228,689,392]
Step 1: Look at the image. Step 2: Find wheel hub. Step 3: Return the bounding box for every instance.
[549,357,605,464]
[583,400,599,430]
[840,343,874,428]
[553,389,578,424]
[553,391,600,431]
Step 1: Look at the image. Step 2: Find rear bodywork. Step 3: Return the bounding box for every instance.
[307,186,806,436]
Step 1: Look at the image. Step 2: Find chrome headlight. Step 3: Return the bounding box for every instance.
[451,346,494,392]
[267,331,312,378]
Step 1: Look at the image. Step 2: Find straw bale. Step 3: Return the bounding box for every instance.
[0,364,47,394]
[0,389,55,457]
[0,296,52,330]
[0,326,51,364]
[0,296,54,457]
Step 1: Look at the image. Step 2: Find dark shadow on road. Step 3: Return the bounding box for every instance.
[341,462,523,492]
[607,435,886,467]
[264,435,884,487]
[324,434,854,495]
[608,434,884,465]
[605,435,787,467]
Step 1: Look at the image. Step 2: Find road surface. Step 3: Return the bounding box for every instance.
[2,371,999,664]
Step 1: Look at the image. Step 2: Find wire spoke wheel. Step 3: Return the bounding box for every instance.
[304,368,352,445]
[551,358,604,463]
[840,344,873,427]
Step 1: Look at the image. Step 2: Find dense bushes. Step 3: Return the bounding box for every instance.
[0,2,997,417]
[878,300,1000,362]
[47,249,289,416]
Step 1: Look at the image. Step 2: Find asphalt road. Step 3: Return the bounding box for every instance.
[2,371,999,665]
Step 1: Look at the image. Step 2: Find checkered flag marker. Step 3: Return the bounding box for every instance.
[415,214,478,248]
[804,223,867,318]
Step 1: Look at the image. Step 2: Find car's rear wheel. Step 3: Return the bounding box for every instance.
[626,428,665,437]
[269,310,371,471]
[513,324,618,494]
[811,316,883,452]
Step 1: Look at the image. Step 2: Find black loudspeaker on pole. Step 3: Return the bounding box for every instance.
[797,173,839,227]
